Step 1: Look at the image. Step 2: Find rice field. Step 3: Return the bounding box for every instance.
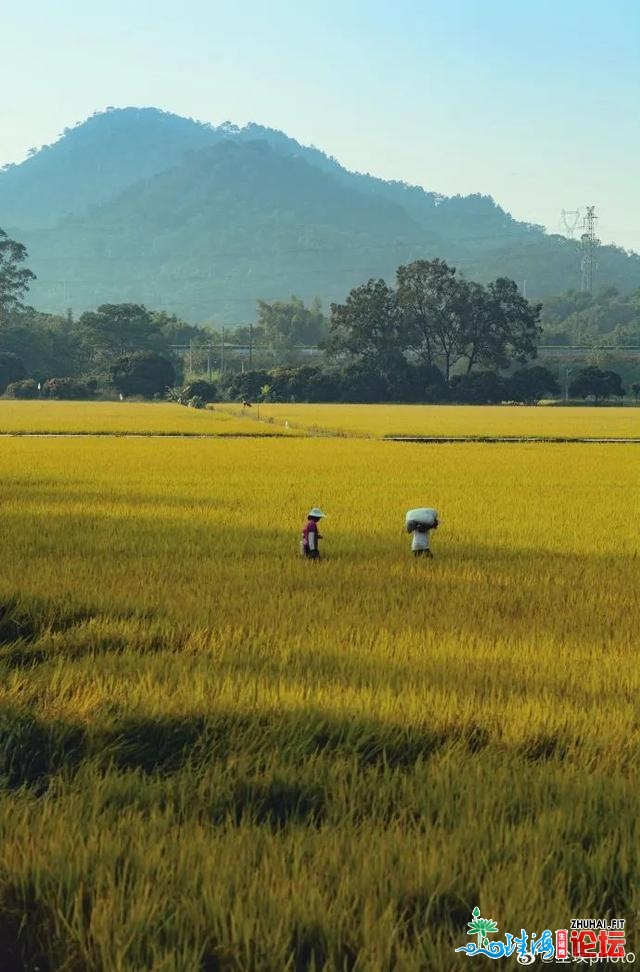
[0,401,293,436]
[0,408,638,971]
[217,402,640,440]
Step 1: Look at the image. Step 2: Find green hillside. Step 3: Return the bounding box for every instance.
[2,107,638,323]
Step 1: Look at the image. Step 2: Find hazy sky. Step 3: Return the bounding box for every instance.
[2,0,639,250]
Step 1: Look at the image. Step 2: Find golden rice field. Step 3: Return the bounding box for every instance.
[0,408,638,971]
[218,401,640,439]
[0,400,293,436]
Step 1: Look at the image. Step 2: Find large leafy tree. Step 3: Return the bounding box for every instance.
[0,228,36,321]
[328,278,406,374]
[488,277,542,365]
[397,261,541,380]
[397,259,468,379]
[78,303,169,360]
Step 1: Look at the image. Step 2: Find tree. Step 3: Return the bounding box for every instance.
[79,304,169,360]
[397,259,468,380]
[0,309,86,380]
[506,366,560,404]
[257,296,327,355]
[569,366,625,402]
[631,382,640,402]
[0,352,26,394]
[459,278,541,374]
[268,366,322,402]
[397,261,541,381]
[328,278,405,375]
[0,229,36,322]
[486,277,542,366]
[110,352,176,398]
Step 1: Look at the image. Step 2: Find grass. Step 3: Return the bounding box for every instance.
[0,429,638,970]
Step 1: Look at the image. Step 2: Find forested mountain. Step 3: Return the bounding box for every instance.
[541,287,640,345]
[2,107,639,323]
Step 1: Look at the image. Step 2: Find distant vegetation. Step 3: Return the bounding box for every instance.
[541,287,640,346]
[2,107,638,322]
[1,224,637,403]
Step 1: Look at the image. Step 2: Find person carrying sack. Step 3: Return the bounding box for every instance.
[405,508,439,558]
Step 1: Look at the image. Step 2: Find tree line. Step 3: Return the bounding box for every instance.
[0,227,634,403]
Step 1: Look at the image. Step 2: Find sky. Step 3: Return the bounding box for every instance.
[1,0,639,251]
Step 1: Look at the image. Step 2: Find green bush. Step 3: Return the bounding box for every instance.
[111,352,176,399]
[41,378,93,400]
[183,379,217,402]
[5,378,40,399]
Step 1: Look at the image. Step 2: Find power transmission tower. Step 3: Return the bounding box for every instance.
[560,209,582,239]
[580,205,599,294]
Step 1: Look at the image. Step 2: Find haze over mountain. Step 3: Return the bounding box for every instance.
[2,107,638,324]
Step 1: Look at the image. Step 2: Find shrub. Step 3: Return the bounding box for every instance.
[506,366,560,404]
[219,370,271,403]
[41,378,93,400]
[450,371,506,404]
[5,379,39,399]
[569,367,625,402]
[335,362,391,403]
[183,379,217,402]
[110,352,176,399]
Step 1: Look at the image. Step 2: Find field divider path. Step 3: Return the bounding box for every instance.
[0,431,302,439]
[1,431,640,442]
[385,435,640,443]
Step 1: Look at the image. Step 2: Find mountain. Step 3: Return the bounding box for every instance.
[2,107,638,323]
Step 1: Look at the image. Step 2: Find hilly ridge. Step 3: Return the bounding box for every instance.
[2,107,638,323]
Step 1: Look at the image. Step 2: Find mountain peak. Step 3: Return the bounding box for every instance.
[1,107,637,321]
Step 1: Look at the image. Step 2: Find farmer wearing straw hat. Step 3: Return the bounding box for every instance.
[301,507,327,559]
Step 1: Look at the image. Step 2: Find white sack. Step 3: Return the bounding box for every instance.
[405,508,438,528]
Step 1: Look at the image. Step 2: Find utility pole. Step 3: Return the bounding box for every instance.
[220,326,225,376]
[188,339,192,374]
[580,206,599,294]
[249,324,253,369]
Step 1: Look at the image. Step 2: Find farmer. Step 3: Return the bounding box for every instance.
[406,508,439,558]
[301,507,326,559]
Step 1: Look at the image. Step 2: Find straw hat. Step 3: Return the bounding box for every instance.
[307,507,327,518]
